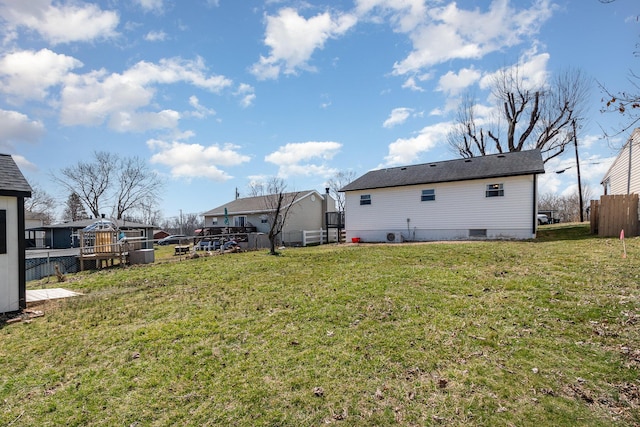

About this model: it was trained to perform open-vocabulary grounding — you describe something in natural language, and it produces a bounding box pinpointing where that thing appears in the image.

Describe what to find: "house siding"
[345,175,536,242]
[0,196,20,312]
[602,128,640,195]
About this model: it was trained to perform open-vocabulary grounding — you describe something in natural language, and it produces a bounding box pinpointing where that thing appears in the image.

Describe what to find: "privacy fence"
[590,194,639,237]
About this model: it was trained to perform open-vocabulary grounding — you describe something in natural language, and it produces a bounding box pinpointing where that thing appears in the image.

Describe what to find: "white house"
[0,154,32,313]
[601,127,640,195]
[203,189,337,246]
[340,150,545,242]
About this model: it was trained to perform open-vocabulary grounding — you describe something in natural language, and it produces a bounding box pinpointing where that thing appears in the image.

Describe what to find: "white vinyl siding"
[602,129,640,195]
[0,196,19,313]
[344,175,535,240]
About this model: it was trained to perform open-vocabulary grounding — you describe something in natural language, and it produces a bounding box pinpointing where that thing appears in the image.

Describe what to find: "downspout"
[532,174,538,236]
[323,188,329,244]
[627,138,633,195]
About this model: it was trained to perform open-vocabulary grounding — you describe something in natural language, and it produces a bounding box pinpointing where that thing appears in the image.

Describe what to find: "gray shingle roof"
[0,154,32,197]
[341,149,545,192]
[203,190,317,216]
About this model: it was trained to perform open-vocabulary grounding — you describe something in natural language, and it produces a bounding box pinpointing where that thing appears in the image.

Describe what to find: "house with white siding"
[340,149,545,242]
[601,128,640,195]
[0,154,32,313]
[203,189,337,246]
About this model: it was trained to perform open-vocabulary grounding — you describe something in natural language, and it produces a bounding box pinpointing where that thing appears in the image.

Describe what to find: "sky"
[0,0,638,222]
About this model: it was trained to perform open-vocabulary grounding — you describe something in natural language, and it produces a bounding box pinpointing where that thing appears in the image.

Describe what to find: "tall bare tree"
[448,66,591,163]
[54,151,163,220]
[327,170,356,212]
[24,182,56,224]
[55,151,115,218]
[114,156,163,220]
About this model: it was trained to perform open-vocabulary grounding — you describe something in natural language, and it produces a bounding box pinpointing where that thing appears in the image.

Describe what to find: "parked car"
[157,234,187,245]
[537,214,549,225]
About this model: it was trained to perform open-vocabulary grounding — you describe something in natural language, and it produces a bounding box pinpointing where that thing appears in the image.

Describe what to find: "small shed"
[0,154,32,313]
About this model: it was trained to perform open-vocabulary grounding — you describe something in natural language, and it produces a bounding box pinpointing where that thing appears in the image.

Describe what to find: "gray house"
[0,154,32,313]
[341,150,545,242]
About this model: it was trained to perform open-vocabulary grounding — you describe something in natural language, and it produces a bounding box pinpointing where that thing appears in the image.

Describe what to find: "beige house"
[601,127,640,195]
[203,189,337,246]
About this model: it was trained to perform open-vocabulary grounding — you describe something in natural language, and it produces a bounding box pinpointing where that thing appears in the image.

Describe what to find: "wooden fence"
[590,194,639,237]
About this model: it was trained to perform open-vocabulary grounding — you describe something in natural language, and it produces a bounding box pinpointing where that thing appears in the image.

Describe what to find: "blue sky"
[0,0,637,221]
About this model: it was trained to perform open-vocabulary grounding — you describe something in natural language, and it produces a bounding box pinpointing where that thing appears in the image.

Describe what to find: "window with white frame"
[234,216,246,227]
[360,194,371,205]
[421,189,435,201]
[486,183,504,197]
[211,217,218,226]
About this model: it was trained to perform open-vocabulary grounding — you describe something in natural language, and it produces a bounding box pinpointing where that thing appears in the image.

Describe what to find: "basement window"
[0,210,6,254]
[421,189,435,202]
[486,183,504,197]
[360,194,372,205]
[469,229,487,237]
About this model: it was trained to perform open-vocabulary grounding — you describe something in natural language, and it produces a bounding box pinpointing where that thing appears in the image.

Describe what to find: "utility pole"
[573,119,584,222]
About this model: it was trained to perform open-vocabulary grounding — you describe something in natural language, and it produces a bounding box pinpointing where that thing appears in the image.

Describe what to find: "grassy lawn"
[2,224,639,426]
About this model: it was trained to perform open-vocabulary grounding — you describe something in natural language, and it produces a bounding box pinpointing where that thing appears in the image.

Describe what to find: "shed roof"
[0,154,32,197]
[203,190,320,216]
[341,149,545,192]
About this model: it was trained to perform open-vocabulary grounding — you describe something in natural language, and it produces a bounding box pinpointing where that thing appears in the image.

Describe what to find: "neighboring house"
[203,189,337,246]
[0,154,32,313]
[340,149,545,242]
[28,218,155,249]
[25,211,47,248]
[153,230,170,241]
[601,127,640,195]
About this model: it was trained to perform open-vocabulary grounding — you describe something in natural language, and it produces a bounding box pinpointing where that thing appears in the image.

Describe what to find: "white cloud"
[480,51,550,92]
[148,138,250,181]
[144,30,167,41]
[235,83,255,108]
[109,110,180,132]
[382,121,451,166]
[135,0,164,13]
[0,49,82,102]
[60,57,232,131]
[0,109,44,152]
[265,141,342,177]
[251,7,357,80]
[0,0,119,44]
[186,96,216,119]
[437,67,481,96]
[401,76,424,92]
[383,107,413,128]
[391,0,554,75]
[355,0,426,33]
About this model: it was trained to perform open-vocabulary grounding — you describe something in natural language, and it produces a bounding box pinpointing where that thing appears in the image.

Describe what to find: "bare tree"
[114,156,163,219]
[251,178,300,255]
[55,151,115,218]
[54,151,163,220]
[327,170,356,212]
[600,72,640,139]
[24,182,56,224]
[448,66,591,163]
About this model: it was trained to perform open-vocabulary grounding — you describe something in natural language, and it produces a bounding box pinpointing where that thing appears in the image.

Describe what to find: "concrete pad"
[26,288,83,303]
